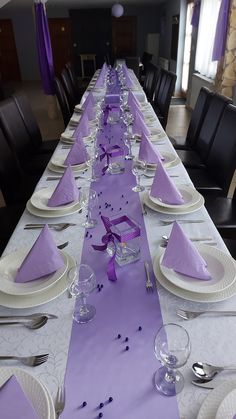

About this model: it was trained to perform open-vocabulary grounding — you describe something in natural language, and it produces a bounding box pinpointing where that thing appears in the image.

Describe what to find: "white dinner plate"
[143,191,204,215]
[215,388,236,419]
[51,155,88,171]
[149,185,201,209]
[197,380,236,419]
[48,161,88,174]
[0,367,50,419]
[31,187,81,211]
[159,244,236,294]
[153,252,236,303]
[0,249,68,296]
[140,152,180,170]
[0,252,75,309]
[26,199,83,218]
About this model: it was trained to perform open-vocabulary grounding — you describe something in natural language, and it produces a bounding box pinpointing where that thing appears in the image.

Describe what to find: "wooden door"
[48,18,73,77]
[112,16,136,58]
[0,19,21,82]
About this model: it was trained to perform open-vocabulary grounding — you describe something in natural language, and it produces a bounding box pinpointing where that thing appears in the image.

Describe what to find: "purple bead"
[99,413,103,418]
[82,401,87,407]
[99,402,104,408]
[138,326,142,331]
[117,334,121,339]
[108,397,113,403]
[125,346,129,351]
[125,337,129,342]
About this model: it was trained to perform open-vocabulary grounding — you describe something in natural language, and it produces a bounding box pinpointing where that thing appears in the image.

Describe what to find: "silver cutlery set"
[177,308,236,389]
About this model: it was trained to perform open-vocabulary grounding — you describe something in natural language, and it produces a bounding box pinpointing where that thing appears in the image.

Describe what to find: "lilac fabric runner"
[212,0,230,61]
[61,94,179,418]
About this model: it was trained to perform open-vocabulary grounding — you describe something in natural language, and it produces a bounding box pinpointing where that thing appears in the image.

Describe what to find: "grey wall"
[0,3,160,81]
[0,3,69,81]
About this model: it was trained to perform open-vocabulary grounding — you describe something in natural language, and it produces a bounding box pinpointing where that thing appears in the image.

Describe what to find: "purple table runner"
[61,121,180,418]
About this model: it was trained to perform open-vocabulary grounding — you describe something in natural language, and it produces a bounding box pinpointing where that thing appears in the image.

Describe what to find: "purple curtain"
[191,0,201,27]
[34,1,55,95]
[212,0,230,61]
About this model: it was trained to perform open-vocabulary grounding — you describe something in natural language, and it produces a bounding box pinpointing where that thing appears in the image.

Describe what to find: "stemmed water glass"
[154,323,191,396]
[67,264,97,324]
[81,187,98,228]
[88,143,100,182]
[132,158,146,192]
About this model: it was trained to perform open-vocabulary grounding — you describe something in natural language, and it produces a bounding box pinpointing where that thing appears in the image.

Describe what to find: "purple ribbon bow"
[92,215,141,282]
[92,215,120,281]
[99,144,124,174]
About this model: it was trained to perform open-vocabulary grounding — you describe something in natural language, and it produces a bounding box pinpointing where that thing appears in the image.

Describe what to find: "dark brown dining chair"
[151,69,177,129]
[187,104,236,197]
[177,92,231,169]
[12,92,58,154]
[65,62,84,102]
[54,77,71,127]
[0,98,50,177]
[143,63,158,102]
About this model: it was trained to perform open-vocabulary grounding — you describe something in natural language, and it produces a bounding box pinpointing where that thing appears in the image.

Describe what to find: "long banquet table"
[1,69,236,419]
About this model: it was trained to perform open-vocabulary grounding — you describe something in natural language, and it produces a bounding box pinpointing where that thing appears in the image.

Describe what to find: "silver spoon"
[192,361,236,380]
[162,235,213,242]
[0,316,48,330]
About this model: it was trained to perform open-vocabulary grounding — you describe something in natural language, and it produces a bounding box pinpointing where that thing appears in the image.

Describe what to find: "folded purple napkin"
[133,111,151,137]
[74,113,90,138]
[64,142,88,166]
[139,134,164,164]
[0,375,40,419]
[162,222,211,280]
[150,162,184,205]
[48,165,80,207]
[122,64,134,87]
[128,91,141,109]
[82,92,95,110]
[15,225,65,283]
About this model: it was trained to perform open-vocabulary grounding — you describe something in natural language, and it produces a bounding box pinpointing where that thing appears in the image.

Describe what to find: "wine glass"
[154,323,191,396]
[132,158,146,192]
[81,187,98,228]
[87,144,100,182]
[67,264,96,324]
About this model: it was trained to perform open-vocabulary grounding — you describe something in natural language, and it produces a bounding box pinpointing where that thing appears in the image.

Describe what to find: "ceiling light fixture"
[111,3,124,18]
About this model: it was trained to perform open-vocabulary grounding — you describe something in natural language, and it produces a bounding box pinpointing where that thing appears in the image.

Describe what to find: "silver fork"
[160,219,205,225]
[55,385,65,418]
[176,308,236,320]
[144,261,153,293]
[0,353,49,367]
[24,223,76,231]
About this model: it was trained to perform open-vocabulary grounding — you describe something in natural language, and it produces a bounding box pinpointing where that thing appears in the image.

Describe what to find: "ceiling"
[4,0,165,9]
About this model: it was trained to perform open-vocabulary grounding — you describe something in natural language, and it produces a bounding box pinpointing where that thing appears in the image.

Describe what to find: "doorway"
[112,16,136,58]
[0,19,21,82]
[48,18,73,77]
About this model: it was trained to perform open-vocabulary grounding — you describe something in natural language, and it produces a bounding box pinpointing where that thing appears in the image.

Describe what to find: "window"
[195,0,221,79]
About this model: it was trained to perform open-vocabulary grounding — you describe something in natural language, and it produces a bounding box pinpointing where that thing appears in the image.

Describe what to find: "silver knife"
[0,313,58,321]
[46,176,83,181]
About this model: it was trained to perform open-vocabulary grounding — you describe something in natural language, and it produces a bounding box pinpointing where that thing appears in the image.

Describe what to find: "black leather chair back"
[206,104,236,196]
[152,69,177,129]
[12,92,42,150]
[65,62,83,101]
[0,127,24,205]
[0,98,34,162]
[143,63,158,101]
[54,77,71,127]
[196,92,232,161]
[61,68,77,114]
[186,87,213,148]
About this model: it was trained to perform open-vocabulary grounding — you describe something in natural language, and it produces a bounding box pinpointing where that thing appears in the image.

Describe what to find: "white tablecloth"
[1,72,235,419]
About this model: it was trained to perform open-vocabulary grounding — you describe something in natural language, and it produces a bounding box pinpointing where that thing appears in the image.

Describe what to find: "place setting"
[0,367,56,419]
[152,221,236,303]
[142,161,204,215]
[0,223,76,309]
[27,166,85,218]
[48,139,90,175]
